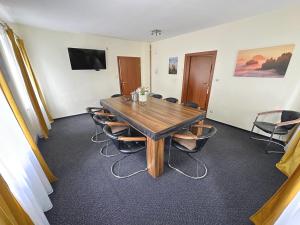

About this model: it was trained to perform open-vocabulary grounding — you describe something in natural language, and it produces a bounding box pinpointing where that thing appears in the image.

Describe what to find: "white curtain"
[0,87,52,225]
[0,27,51,138]
[275,191,300,225]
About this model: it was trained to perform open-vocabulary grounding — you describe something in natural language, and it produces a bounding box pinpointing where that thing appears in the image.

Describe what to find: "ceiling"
[0,0,299,41]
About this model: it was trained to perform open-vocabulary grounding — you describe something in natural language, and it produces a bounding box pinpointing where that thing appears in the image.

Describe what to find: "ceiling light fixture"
[151,29,162,36]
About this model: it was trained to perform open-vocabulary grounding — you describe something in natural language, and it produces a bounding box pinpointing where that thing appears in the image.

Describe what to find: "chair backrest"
[111,94,122,98]
[92,114,116,127]
[102,124,129,147]
[196,126,217,149]
[102,125,119,140]
[86,107,103,119]
[281,110,300,130]
[152,94,163,99]
[165,97,178,103]
[185,101,199,109]
[92,114,107,127]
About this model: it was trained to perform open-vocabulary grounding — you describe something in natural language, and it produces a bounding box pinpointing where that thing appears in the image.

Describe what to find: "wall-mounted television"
[68,47,106,71]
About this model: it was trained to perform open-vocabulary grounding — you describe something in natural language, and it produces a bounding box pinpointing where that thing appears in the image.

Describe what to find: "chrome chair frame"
[100,139,121,157]
[167,124,217,180]
[102,122,148,179]
[168,141,207,179]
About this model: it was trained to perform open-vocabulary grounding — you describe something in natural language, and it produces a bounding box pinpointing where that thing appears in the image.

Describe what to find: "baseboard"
[53,112,88,121]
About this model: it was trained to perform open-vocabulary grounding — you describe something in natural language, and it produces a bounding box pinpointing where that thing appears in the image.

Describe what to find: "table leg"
[192,120,204,136]
[146,137,164,178]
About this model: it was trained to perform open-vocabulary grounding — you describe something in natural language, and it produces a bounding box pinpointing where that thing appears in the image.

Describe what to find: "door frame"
[117,56,141,95]
[181,50,217,110]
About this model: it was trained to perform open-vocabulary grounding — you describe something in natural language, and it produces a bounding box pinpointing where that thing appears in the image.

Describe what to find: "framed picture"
[234,44,295,78]
[168,57,178,74]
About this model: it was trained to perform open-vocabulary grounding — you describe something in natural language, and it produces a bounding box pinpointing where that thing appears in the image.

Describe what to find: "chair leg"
[249,124,255,138]
[91,125,110,143]
[111,154,147,179]
[100,140,120,157]
[250,129,285,154]
[265,132,285,154]
[167,141,207,180]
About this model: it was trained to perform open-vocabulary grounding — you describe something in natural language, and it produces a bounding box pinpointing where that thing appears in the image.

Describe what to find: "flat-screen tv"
[68,47,106,70]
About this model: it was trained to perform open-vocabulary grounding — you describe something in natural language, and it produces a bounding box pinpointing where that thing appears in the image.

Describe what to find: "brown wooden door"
[182,51,216,110]
[118,56,141,96]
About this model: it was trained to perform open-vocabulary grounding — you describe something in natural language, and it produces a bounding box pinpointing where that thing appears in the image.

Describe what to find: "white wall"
[13,24,150,119]
[151,6,300,131]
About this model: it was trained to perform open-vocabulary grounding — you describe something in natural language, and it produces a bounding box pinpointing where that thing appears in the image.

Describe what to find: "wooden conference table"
[100,96,206,178]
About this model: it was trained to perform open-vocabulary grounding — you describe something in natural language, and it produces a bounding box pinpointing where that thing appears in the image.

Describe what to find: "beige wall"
[151,6,300,131]
[14,24,150,118]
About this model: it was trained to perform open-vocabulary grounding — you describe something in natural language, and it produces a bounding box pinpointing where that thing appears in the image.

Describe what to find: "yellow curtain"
[276,130,300,177]
[6,27,49,138]
[0,70,57,183]
[250,132,300,225]
[17,38,54,123]
[0,175,34,225]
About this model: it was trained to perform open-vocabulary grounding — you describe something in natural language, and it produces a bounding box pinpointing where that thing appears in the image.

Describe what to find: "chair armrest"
[276,118,300,127]
[257,110,283,116]
[118,136,146,142]
[105,121,129,127]
[192,124,212,128]
[173,133,197,140]
[94,111,116,117]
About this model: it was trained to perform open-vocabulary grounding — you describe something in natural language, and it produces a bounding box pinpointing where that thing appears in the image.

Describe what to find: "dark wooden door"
[182,51,216,110]
[118,56,141,96]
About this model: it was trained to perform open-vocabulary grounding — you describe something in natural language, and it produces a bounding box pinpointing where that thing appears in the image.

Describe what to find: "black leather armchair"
[250,110,300,153]
[111,94,122,98]
[168,124,217,179]
[151,94,163,99]
[102,122,147,178]
[164,97,178,103]
[86,107,110,142]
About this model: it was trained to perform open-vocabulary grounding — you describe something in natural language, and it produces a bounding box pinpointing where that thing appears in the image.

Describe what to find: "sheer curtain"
[0,87,52,224]
[0,26,51,138]
[275,191,300,225]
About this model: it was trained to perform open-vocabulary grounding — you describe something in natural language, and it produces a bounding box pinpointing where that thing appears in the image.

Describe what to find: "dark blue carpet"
[38,114,286,225]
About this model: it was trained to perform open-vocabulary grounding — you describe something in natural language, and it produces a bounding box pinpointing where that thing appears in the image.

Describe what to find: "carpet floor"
[39,114,286,225]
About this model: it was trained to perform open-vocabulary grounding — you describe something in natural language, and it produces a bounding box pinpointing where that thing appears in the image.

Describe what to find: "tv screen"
[68,48,106,70]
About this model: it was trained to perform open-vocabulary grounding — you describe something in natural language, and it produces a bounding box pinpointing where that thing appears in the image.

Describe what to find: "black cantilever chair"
[184,101,199,109]
[86,107,110,143]
[168,124,217,179]
[151,94,163,99]
[111,94,122,98]
[250,110,300,154]
[103,122,147,178]
[96,118,129,157]
[165,97,178,103]
[90,111,117,143]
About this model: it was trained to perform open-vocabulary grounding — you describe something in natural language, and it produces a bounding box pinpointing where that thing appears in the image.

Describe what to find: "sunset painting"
[234,44,295,77]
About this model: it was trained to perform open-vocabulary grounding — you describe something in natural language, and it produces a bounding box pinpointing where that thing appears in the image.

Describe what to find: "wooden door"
[118,56,141,96]
[181,51,217,110]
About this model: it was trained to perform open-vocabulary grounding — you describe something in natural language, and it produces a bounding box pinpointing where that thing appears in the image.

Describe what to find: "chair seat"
[118,141,146,154]
[111,126,128,134]
[254,121,288,135]
[173,130,197,152]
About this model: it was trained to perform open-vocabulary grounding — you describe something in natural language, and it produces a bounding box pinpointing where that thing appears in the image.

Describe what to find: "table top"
[100,96,206,140]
